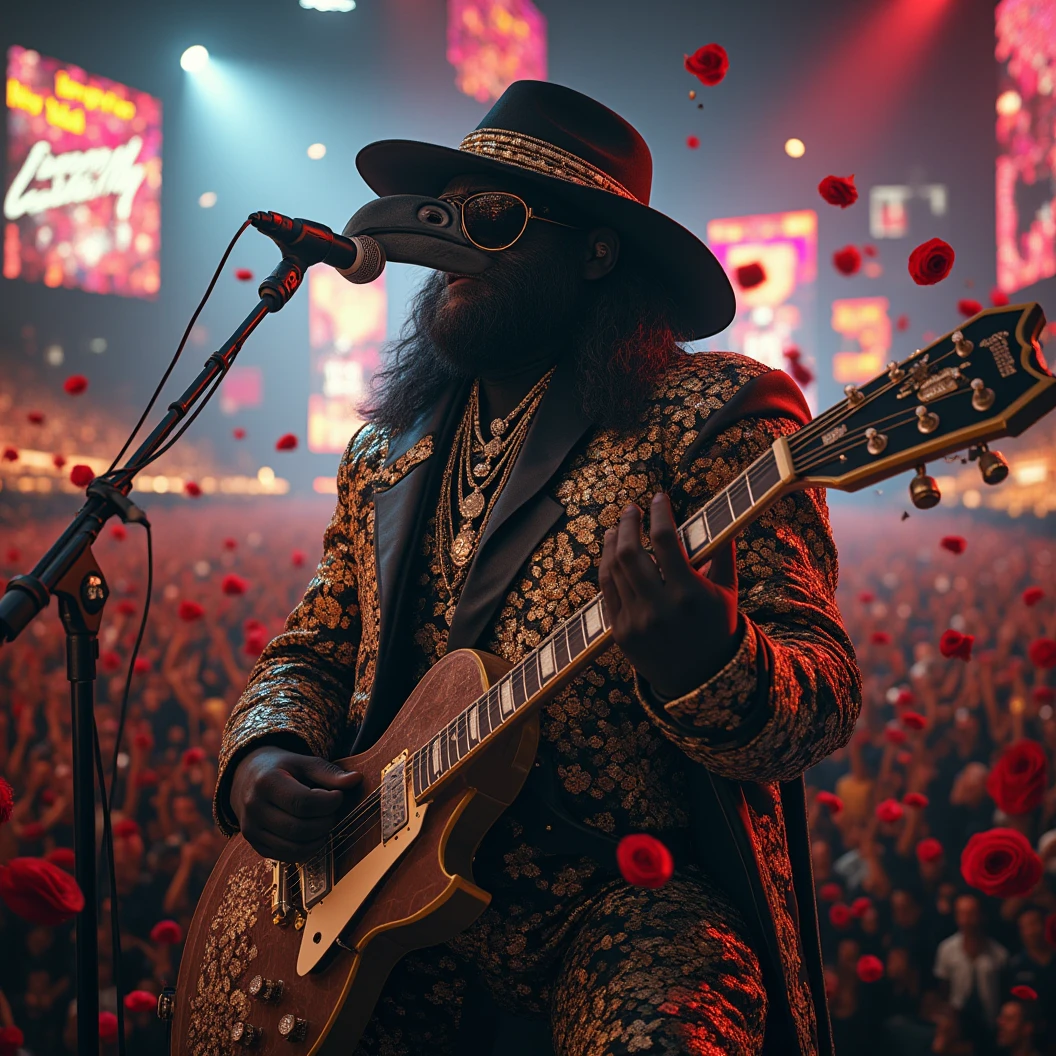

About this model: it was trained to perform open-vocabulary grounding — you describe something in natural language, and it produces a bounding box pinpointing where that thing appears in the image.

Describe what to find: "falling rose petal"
[1028,638,1056,669]
[829,902,851,928]
[819,881,842,902]
[182,747,206,768]
[939,629,974,661]
[291,549,306,567]
[940,535,967,554]
[816,791,843,814]
[1022,586,1045,606]
[1010,985,1037,1001]
[177,600,205,622]
[870,630,892,645]
[52,453,67,469]
[850,896,872,918]
[115,599,136,616]
[0,857,85,925]
[27,410,44,424]
[862,244,877,257]
[133,657,152,675]
[895,688,915,707]
[113,819,140,840]
[110,523,127,541]
[857,591,874,604]
[686,135,700,150]
[232,427,246,440]
[275,432,298,451]
[684,43,729,86]
[150,918,184,944]
[901,711,927,731]
[1,447,18,462]
[876,798,905,824]
[616,833,674,888]
[5,547,20,563]
[223,537,238,551]
[184,480,202,498]
[916,838,943,863]
[234,268,254,282]
[903,792,929,809]
[98,1012,118,1043]
[833,245,862,276]
[885,726,907,746]
[908,237,955,286]
[44,847,75,871]
[221,573,248,596]
[990,287,1010,307]
[69,464,95,487]
[857,955,884,983]
[895,314,909,332]
[818,174,858,208]
[100,650,121,673]
[735,262,766,289]
[957,298,982,317]
[124,990,157,1013]
[63,374,88,396]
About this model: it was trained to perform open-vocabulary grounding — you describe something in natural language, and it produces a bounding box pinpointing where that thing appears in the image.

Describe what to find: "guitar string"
[296,339,989,876]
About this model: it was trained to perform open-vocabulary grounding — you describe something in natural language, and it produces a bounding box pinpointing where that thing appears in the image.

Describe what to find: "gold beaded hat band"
[354,79,735,341]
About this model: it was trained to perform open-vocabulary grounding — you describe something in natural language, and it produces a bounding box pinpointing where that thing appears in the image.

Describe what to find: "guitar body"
[172,648,537,1055]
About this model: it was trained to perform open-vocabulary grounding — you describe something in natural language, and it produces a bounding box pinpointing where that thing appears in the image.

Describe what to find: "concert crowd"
[0,462,1054,1054]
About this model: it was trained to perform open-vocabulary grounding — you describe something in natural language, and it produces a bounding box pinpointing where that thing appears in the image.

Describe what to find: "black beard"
[425,245,581,377]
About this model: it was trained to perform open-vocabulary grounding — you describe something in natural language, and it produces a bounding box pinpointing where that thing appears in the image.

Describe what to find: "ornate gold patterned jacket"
[215,351,862,1056]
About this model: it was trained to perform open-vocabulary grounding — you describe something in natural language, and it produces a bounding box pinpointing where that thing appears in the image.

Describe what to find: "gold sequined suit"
[215,352,862,1056]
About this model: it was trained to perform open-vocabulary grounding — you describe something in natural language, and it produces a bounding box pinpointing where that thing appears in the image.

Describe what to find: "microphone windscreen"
[338,235,385,284]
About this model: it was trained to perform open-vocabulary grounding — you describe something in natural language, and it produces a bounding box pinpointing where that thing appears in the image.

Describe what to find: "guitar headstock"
[790,303,1054,503]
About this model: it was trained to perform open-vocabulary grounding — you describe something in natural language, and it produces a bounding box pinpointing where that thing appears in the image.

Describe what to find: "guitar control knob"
[278,1014,309,1042]
[915,405,939,434]
[977,446,1009,485]
[231,1022,263,1047]
[971,378,995,411]
[909,465,941,509]
[865,428,888,455]
[248,975,284,1003]
[952,330,974,357]
[156,986,175,1022]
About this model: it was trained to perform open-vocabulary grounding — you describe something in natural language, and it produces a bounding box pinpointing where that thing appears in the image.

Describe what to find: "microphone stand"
[0,253,307,1055]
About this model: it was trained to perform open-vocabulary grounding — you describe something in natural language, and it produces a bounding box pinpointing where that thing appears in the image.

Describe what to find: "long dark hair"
[363,257,686,435]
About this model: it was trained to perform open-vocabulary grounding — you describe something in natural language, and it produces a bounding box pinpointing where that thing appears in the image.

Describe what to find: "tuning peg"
[952,330,973,357]
[974,444,1009,485]
[909,465,941,509]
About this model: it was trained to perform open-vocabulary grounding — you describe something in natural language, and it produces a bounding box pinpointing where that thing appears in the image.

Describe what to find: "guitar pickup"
[380,751,409,843]
[298,844,333,911]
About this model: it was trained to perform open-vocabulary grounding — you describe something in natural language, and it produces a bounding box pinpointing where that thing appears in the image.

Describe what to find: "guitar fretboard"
[411,445,785,799]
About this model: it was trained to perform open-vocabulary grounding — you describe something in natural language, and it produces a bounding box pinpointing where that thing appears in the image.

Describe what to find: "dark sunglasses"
[439,191,578,252]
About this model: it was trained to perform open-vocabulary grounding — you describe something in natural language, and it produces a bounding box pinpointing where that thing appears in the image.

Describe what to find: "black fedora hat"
[356,80,735,341]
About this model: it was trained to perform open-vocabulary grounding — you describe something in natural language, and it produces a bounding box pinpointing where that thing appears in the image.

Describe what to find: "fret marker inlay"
[585,605,602,638]
[539,641,556,679]
[499,680,514,716]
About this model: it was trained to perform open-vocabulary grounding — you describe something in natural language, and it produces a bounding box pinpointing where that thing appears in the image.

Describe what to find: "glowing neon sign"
[831,297,891,385]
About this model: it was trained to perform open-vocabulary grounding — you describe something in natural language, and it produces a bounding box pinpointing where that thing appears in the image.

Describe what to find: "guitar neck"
[410,437,796,800]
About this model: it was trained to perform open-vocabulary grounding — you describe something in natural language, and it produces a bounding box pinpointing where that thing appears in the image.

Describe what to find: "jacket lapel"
[352,380,467,751]
[447,360,593,651]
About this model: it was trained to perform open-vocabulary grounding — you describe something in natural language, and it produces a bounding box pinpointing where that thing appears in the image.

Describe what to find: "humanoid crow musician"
[214,80,862,1056]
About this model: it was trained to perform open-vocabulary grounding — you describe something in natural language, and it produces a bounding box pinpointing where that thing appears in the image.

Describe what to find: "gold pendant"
[490,417,506,437]
[444,604,456,626]
[451,527,477,567]
[459,489,485,519]
[472,461,490,479]
[483,437,504,458]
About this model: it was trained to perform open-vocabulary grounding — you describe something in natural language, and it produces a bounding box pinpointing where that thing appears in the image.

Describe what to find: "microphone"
[249,210,385,284]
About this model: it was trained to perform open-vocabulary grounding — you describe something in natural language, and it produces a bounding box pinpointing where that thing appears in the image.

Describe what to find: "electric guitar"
[168,303,1053,1054]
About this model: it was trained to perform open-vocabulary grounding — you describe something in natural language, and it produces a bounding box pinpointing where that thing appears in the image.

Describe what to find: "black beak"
[342,195,493,275]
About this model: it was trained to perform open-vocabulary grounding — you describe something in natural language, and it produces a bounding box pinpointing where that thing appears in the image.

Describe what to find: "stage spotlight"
[180,45,210,73]
[784,137,805,158]
[198,191,218,208]
[996,89,1021,116]
[300,0,356,10]
[307,142,327,160]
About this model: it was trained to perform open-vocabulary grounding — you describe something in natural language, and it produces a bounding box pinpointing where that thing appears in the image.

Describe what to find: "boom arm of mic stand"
[0,255,303,644]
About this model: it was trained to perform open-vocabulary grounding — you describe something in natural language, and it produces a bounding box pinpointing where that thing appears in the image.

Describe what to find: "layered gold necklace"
[436,369,554,625]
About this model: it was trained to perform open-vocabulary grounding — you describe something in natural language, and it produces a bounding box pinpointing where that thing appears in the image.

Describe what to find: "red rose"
[783,348,815,387]
[177,600,205,622]
[44,847,76,871]
[817,791,843,814]
[684,43,729,86]
[901,711,927,731]
[291,549,306,567]
[833,245,862,276]
[63,374,88,396]
[1028,638,1056,669]
[735,262,766,289]
[133,657,152,674]
[99,1011,118,1042]
[896,750,913,768]
[686,135,700,150]
[896,314,909,331]
[124,989,157,1013]
[908,238,955,285]
[133,730,153,751]
[275,432,298,451]
[903,792,929,809]
[0,1026,25,1056]
[895,689,915,707]
[0,778,13,826]
[150,919,184,945]
[916,837,943,863]
[957,298,982,317]
[27,410,44,424]
[223,537,238,550]
[862,244,877,257]
[819,881,843,902]
[234,268,254,282]
[1022,586,1045,607]
[850,896,872,918]
[0,857,85,925]
[232,427,246,440]
[617,833,674,889]
[885,727,908,746]
[940,535,967,554]
[858,591,875,604]
[69,464,95,487]
[876,799,905,824]
[182,746,207,768]
[818,175,858,208]
[113,818,140,839]
[184,480,202,498]
[2,447,18,462]
[871,630,892,645]
[52,452,67,470]
[939,629,973,661]
[829,902,852,928]
[986,740,1048,815]
[1010,985,1037,1001]
[960,828,1042,897]
[857,954,884,983]
[221,573,248,596]
[990,287,1010,307]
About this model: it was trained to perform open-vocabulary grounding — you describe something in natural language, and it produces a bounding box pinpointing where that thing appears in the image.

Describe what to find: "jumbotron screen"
[4,45,162,298]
